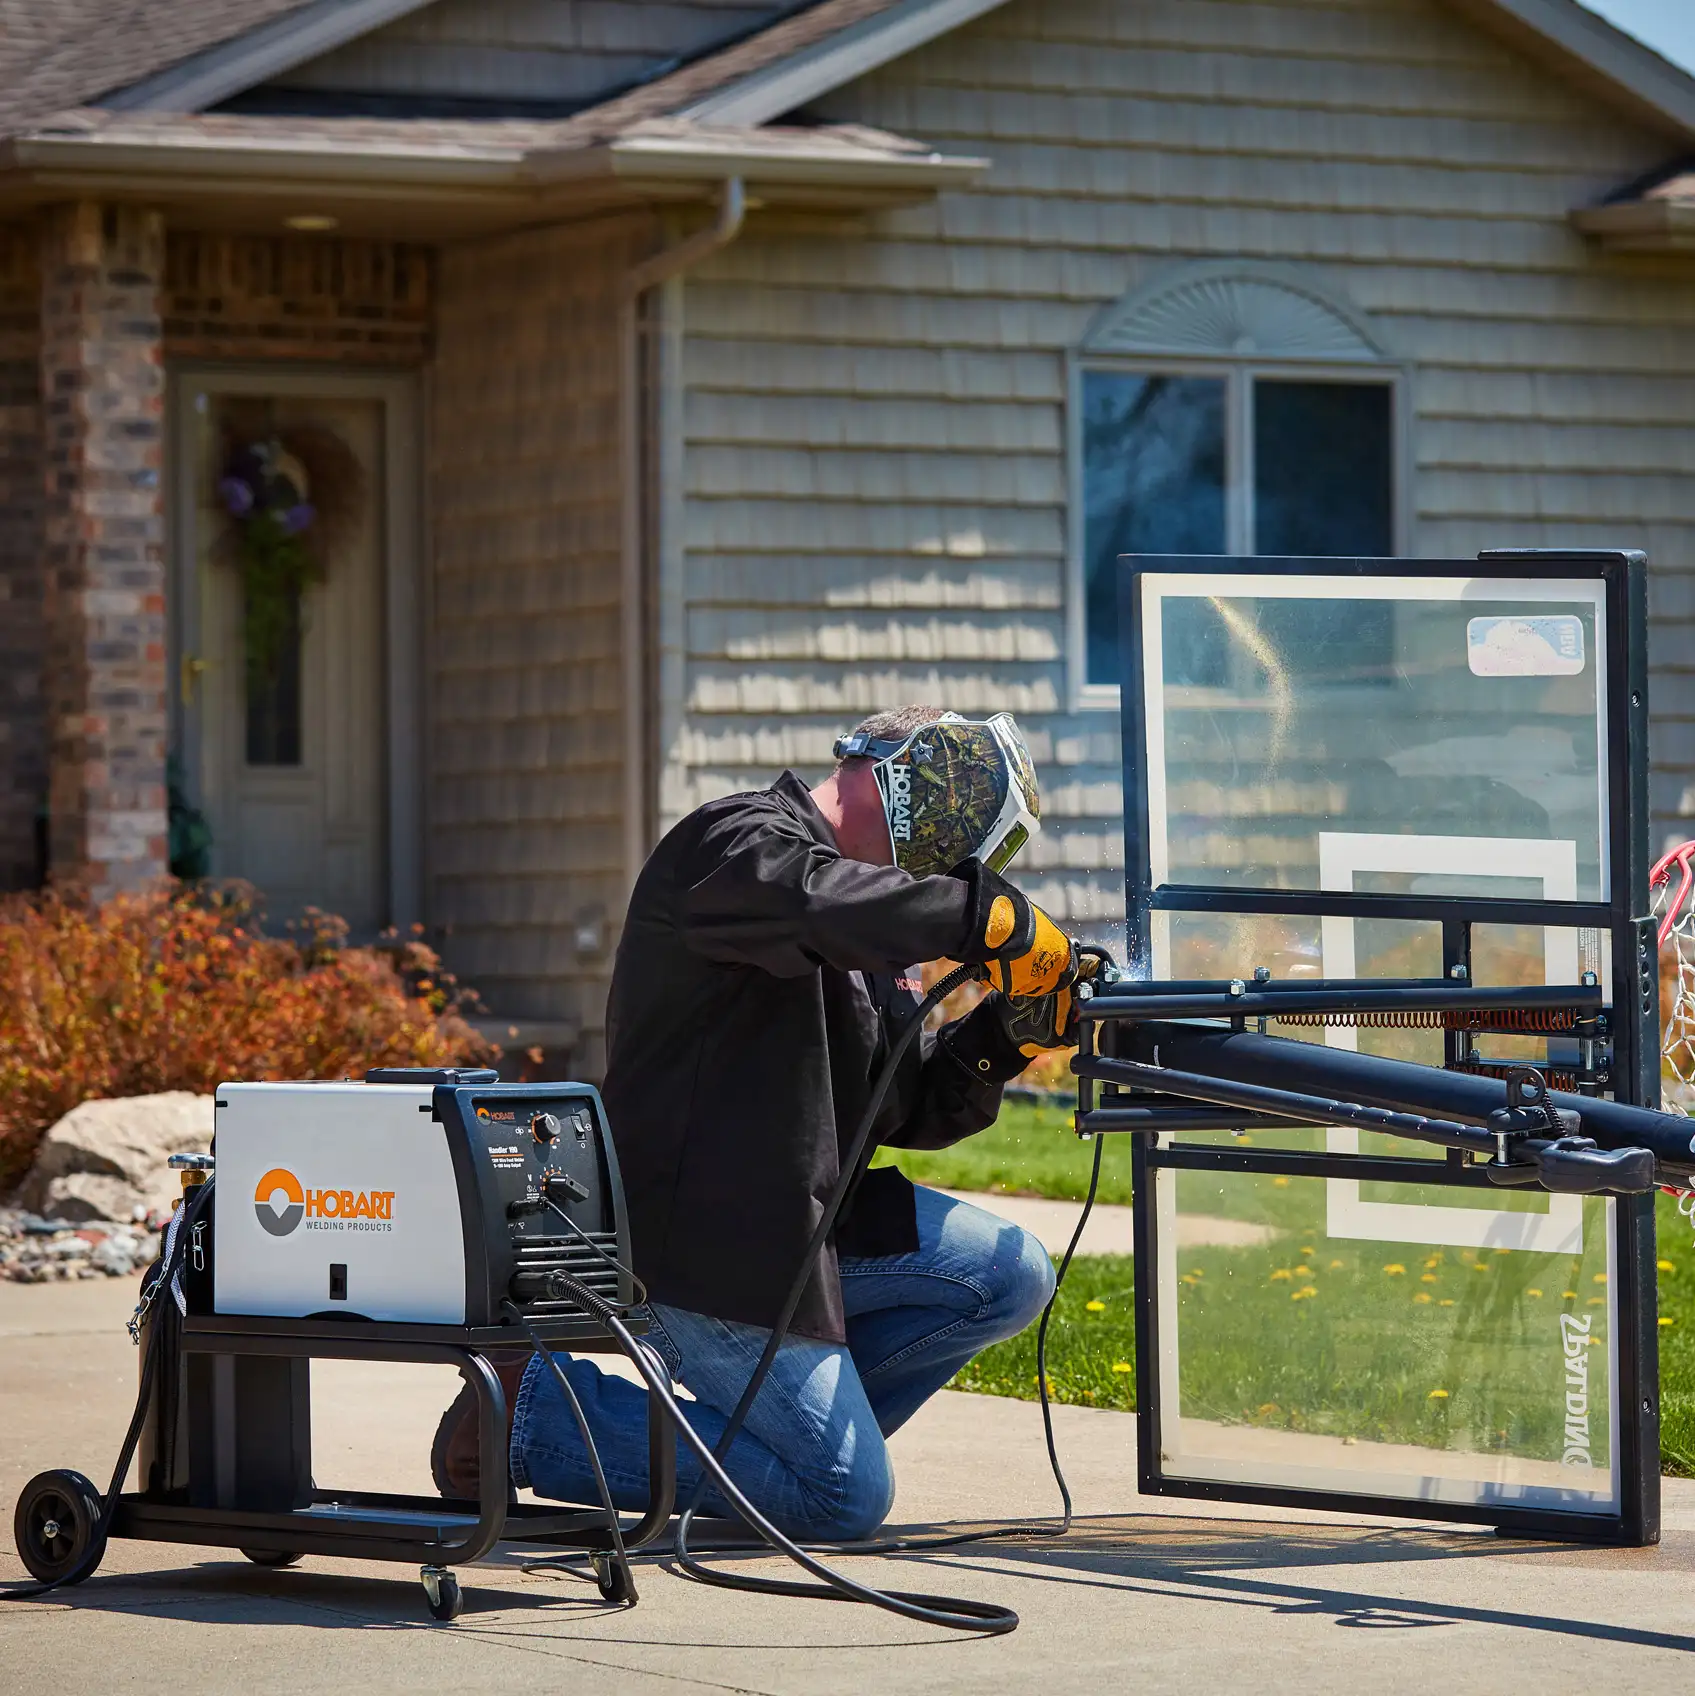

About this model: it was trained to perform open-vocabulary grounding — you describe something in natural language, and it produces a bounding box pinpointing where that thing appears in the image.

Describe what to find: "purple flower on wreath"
[280,502,316,535]
[217,475,255,517]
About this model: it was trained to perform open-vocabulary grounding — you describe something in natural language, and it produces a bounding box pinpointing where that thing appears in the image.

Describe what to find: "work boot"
[431,1354,531,1500]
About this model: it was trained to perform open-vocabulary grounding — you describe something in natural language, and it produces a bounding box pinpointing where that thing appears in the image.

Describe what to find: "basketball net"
[1651,840,1695,1225]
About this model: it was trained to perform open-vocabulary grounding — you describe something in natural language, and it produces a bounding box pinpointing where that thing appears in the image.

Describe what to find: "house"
[2,0,1695,1069]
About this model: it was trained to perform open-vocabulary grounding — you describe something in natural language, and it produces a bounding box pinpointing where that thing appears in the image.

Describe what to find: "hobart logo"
[254,1168,305,1237]
[885,763,913,842]
[253,1167,396,1238]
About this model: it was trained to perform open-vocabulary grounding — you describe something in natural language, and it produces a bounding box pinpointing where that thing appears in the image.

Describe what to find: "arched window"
[1069,261,1408,698]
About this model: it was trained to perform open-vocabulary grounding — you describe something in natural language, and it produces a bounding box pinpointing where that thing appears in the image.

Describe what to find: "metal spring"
[1273,1008,1581,1032]
[1454,1059,1585,1093]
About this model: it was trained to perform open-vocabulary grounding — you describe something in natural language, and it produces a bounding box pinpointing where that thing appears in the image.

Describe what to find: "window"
[1073,265,1402,694]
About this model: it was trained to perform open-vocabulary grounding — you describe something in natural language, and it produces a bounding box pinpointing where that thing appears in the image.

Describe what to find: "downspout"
[619,179,746,893]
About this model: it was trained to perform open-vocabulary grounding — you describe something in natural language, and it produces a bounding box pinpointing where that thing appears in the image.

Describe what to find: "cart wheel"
[240,1549,302,1568]
[592,1550,637,1605]
[14,1469,106,1587]
[421,1564,462,1622]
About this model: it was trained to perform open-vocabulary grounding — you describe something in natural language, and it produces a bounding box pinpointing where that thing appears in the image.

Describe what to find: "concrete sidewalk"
[8,1278,1695,1694]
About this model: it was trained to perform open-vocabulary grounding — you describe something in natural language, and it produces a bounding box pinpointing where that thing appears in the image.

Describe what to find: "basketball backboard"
[1095,551,1658,1542]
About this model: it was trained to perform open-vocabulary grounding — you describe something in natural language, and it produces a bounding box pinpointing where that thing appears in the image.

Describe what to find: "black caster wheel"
[421,1565,462,1622]
[592,1551,637,1605]
[14,1469,106,1587]
[240,1549,302,1568]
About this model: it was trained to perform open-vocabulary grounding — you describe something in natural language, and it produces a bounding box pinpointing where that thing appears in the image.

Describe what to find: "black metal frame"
[1093,548,1659,1545]
[109,1314,678,1567]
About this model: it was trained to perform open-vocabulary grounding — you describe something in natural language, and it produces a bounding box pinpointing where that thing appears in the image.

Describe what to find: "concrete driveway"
[6,1277,1695,1694]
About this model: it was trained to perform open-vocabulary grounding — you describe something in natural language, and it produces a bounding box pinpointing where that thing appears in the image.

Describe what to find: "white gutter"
[619,178,747,892]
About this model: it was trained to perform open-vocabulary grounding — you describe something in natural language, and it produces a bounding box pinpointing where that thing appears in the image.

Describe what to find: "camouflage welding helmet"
[832,711,1041,878]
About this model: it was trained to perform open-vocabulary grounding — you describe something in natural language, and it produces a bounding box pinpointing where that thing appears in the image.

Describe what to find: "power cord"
[519,952,1114,1630]
[4,1177,217,1600]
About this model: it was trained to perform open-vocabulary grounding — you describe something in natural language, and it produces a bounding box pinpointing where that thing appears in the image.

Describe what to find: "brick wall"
[40,203,169,895]
[164,232,431,364]
[0,223,42,890]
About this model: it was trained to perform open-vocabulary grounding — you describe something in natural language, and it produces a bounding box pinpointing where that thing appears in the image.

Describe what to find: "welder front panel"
[214,1083,468,1324]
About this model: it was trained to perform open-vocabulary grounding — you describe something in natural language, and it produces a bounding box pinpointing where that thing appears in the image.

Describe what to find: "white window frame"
[1067,278,1414,711]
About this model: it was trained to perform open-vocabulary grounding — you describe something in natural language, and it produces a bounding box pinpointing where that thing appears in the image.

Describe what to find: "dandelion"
[1421,1273,1438,1284]
[1659,1260,1676,1274]
[1587,1297,1605,1307]
[1084,1300,1106,1313]
[1495,1247,1512,1255]
[1439,1299,1455,1307]
[1180,1274,1198,1286]
[1329,1259,1345,1270]
[1593,1273,1608,1285]
[1428,1389,1450,1400]
[1527,1288,1543,1298]
[1188,1269,1205,1279]
[1292,1286,1317,1301]
[1413,1292,1432,1305]
[1383,1263,1406,1276]
[1563,1290,1578,1300]
[1473,1262,1492,1273]
[1256,1403,1280,1418]
[1300,1246,1315,1257]
[1112,1361,1132,1374]
[1424,1255,1441,1270]
[1661,1317,1677,1327]
[1269,1268,1294,1281]
[1272,1177,1290,1188]
[1587,1335,1602,1347]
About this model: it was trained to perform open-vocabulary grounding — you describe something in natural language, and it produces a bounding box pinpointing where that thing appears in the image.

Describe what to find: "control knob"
[530,1111,561,1145]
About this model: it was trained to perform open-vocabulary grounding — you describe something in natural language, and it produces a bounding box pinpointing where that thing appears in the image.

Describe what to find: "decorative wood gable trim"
[102,0,436,114]
[1081,263,1393,365]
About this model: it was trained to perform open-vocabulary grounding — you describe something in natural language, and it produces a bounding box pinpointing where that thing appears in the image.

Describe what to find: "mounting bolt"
[1449,964,1468,981]
[1253,966,1271,983]
[1228,979,1246,997]
[1582,971,1598,987]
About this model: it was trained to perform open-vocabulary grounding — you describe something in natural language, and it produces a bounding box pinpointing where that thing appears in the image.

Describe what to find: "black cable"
[4,1177,216,1600]
[503,1300,640,1606]
[535,1265,1017,1634]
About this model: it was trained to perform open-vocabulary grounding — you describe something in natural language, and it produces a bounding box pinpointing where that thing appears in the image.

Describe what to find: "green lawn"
[882,1108,1695,1477]
[872,1099,1132,1202]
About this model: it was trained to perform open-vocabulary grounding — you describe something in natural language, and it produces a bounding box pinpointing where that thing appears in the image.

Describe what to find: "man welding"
[433,707,1079,1539]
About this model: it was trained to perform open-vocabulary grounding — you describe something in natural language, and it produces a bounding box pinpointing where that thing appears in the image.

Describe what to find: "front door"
[171,373,415,932]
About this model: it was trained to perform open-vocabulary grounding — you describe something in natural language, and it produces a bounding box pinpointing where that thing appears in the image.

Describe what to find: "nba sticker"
[1467,615,1585,677]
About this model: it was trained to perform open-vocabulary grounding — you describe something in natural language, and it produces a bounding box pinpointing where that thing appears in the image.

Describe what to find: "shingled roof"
[0,0,316,133]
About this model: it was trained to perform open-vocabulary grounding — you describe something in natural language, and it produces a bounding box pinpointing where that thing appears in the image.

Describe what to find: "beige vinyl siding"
[429,214,650,1066]
[674,0,1695,927]
[270,0,787,105]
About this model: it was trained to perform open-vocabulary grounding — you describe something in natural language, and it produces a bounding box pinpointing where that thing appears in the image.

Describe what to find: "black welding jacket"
[602,772,1031,1343]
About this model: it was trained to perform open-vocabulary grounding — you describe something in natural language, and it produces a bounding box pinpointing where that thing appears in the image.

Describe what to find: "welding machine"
[11,1068,676,1620]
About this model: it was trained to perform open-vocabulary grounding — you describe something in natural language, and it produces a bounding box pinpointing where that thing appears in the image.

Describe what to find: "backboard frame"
[1107,549,1659,1544]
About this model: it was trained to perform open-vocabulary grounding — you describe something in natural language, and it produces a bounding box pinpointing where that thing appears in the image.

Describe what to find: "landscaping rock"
[0,1209,159,1282]
[14,1092,215,1224]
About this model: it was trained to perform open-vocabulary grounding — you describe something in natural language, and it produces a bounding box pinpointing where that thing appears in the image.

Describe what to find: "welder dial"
[530,1111,561,1144]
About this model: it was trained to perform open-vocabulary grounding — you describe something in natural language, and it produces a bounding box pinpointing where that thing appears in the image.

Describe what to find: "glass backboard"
[1135,568,1610,903]
[1106,553,1657,1542]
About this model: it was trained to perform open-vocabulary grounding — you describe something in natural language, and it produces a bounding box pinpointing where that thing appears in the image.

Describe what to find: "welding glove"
[965,866,1073,999]
[994,983,1080,1060]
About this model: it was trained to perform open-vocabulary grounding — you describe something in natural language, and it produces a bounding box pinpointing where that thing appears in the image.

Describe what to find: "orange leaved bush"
[0,886,495,1192]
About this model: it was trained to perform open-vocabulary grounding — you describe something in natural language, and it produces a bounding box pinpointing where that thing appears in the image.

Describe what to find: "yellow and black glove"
[968,871,1072,999]
[995,983,1079,1060]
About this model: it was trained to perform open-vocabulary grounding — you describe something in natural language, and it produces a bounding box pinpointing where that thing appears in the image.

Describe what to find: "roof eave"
[1570,199,1695,252]
[0,129,986,237]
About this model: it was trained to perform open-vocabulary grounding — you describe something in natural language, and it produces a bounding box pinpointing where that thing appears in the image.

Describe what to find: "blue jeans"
[511,1185,1056,1540]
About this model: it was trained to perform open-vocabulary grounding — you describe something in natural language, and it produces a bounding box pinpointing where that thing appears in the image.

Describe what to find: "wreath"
[217,424,364,688]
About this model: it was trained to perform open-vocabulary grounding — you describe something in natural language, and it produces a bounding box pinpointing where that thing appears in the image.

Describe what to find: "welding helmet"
[831,711,1041,878]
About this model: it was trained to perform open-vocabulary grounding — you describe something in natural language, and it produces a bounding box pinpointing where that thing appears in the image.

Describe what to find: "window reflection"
[1082,372,1225,684]
[1254,380,1393,557]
